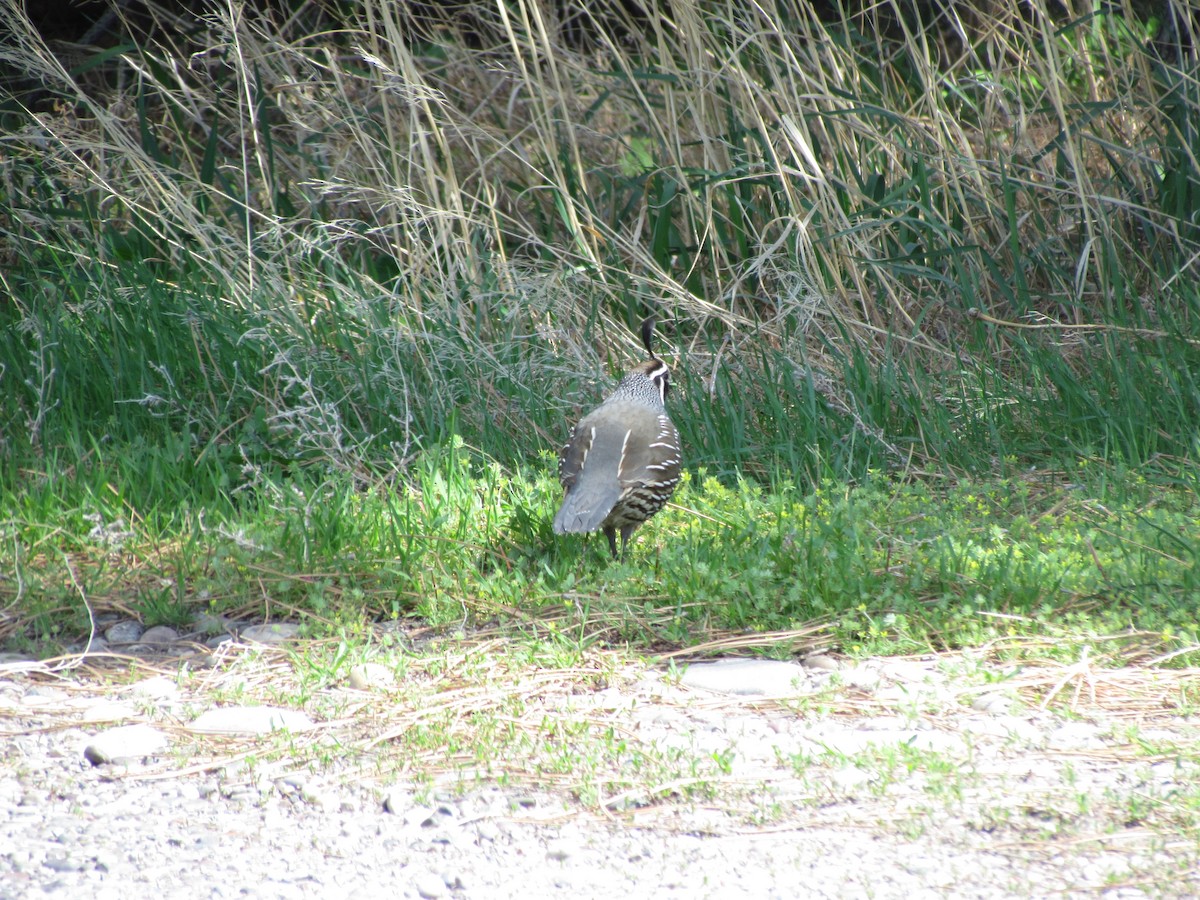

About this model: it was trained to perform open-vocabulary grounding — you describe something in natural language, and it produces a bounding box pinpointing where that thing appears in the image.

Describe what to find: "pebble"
[240,623,302,644]
[802,654,840,671]
[302,787,334,809]
[546,838,577,861]
[80,701,137,724]
[189,706,315,735]
[0,652,39,666]
[42,854,86,872]
[881,660,937,683]
[679,659,810,697]
[383,787,410,814]
[82,724,169,765]
[82,636,110,654]
[412,869,448,899]
[277,773,308,792]
[23,685,69,703]
[348,662,395,690]
[839,666,883,690]
[104,621,144,644]
[129,676,180,703]
[971,692,1013,715]
[139,625,181,644]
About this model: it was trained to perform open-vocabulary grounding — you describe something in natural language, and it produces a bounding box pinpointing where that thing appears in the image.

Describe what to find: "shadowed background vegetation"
[1,0,1198,659]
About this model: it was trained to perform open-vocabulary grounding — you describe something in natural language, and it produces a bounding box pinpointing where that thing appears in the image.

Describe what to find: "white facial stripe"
[646,363,669,381]
[647,363,670,403]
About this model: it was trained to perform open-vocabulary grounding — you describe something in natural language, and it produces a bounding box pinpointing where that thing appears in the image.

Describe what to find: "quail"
[553,317,682,558]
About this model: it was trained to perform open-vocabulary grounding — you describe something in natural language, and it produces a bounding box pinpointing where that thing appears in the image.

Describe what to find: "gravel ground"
[2,627,1199,899]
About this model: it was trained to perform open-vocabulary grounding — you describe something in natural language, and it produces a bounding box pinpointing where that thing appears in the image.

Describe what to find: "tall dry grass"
[2,0,1198,474]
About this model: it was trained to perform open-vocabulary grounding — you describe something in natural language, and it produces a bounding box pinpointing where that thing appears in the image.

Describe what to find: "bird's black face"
[650,362,671,403]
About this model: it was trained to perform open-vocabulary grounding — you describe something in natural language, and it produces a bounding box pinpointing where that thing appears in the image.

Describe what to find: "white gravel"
[1,643,1198,899]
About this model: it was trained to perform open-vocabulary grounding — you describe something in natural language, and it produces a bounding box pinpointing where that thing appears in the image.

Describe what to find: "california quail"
[553,317,682,558]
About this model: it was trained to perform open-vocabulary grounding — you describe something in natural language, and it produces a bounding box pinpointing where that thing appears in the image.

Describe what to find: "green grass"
[4,432,1196,664]
[1,1,1199,659]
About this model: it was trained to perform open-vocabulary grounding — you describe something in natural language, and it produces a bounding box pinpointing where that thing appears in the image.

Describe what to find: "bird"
[553,317,682,559]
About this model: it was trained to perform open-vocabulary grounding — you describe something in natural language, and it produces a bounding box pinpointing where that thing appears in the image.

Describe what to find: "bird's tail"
[552,484,620,534]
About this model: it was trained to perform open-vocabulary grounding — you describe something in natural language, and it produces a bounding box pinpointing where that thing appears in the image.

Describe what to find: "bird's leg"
[605,526,619,559]
[620,524,637,560]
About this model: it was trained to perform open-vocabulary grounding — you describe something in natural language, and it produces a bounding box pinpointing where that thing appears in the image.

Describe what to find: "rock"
[348,662,395,691]
[129,676,180,702]
[42,853,86,872]
[440,870,466,891]
[971,692,1012,715]
[301,787,334,809]
[0,652,40,667]
[839,667,882,690]
[188,706,314,735]
[802,654,840,671]
[80,637,110,655]
[881,660,937,683]
[104,621,144,644]
[546,838,579,861]
[679,659,810,697]
[83,724,169,765]
[412,869,448,899]
[1047,721,1104,750]
[277,773,308,793]
[222,785,260,803]
[80,701,137,724]
[383,787,410,814]
[240,623,302,644]
[21,686,69,709]
[414,803,458,829]
[192,612,231,635]
[139,625,180,644]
